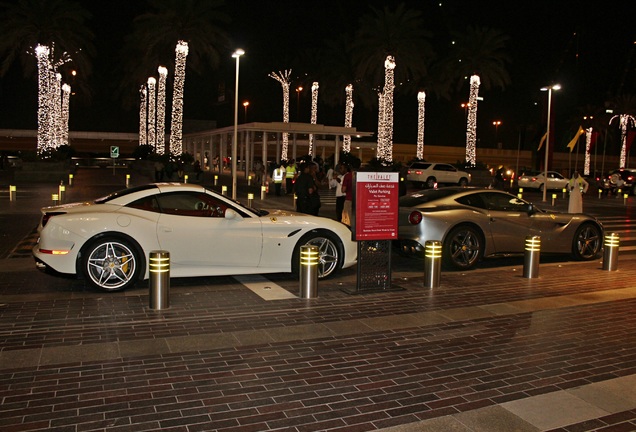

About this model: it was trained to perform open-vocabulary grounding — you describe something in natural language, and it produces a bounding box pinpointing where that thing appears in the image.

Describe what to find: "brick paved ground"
[1,168,636,431]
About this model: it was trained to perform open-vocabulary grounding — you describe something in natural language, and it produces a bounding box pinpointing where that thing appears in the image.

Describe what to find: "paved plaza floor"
[0,167,635,431]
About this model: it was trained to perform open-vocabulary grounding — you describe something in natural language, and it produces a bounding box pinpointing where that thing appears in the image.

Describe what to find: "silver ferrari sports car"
[398,187,603,269]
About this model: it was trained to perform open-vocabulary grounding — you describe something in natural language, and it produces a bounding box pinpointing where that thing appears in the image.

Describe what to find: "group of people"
[154,159,203,182]
[269,159,355,225]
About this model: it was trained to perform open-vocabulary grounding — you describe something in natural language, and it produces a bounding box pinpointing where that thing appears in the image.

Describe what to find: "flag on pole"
[566,126,585,152]
[537,132,547,151]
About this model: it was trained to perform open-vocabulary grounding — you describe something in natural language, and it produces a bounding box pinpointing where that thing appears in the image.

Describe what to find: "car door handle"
[160,226,172,232]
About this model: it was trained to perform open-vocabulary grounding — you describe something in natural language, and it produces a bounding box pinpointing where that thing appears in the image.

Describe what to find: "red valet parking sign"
[353,172,399,241]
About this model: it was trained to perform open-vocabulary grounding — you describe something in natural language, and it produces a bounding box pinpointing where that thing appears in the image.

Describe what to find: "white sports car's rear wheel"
[81,237,142,291]
[292,231,342,279]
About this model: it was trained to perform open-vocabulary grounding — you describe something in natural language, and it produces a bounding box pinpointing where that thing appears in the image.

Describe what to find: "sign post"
[343,171,402,294]
[110,146,119,176]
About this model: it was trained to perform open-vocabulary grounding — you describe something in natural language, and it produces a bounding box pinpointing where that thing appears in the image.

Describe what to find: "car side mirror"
[224,208,242,220]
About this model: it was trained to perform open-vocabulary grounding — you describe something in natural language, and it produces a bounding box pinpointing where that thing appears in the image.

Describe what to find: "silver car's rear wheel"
[572,223,602,260]
[81,237,142,291]
[444,225,483,269]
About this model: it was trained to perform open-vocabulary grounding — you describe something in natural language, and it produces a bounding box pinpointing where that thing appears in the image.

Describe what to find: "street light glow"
[232,48,245,200]
[540,84,561,202]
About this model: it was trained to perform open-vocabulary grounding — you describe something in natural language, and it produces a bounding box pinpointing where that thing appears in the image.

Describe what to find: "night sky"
[0,0,634,153]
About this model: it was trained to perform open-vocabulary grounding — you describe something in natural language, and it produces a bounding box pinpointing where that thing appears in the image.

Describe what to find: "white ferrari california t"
[33,183,357,291]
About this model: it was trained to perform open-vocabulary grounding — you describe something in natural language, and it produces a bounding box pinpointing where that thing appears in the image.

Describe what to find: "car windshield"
[399,188,462,206]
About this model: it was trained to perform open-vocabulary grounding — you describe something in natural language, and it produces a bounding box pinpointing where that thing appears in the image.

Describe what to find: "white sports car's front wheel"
[292,231,342,279]
[81,237,143,291]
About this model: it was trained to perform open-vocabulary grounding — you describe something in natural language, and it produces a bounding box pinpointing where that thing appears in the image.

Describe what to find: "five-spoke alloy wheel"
[81,237,142,291]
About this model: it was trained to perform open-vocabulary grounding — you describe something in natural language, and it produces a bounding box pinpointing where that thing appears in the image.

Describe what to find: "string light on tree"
[61,84,70,146]
[309,81,319,156]
[377,92,386,159]
[35,45,51,155]
[268,70,292,160]
[381,55,396,164]
[51,72,62,148]
[465,74,481,166]
[584,127,592,176]
[147,76,157,151]
[343,84,354,153]
[139,85,147,146]
[156,66,168,155]
[416,91,426,160]
[610,114,636,169]
[169,40,189,155]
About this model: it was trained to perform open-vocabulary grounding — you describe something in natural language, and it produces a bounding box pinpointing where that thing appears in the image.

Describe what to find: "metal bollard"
[299,245,319,298]
[562,187,567,199]
[598,188,602,199]
[523,235,541,278]
[52,193,59,205]
[221,185,227,196]
[68,174,74,186]
[184,174,189,184]
[261,185,267,200]
[551,193,556,206]
[602,233,619,271]
[214,175,218,186]
[248,175,252,186]
[247,193,254,207]
[624,193,628,205]
[423,240,442,289]
[9,185,16,201]
[149,250,170,309]
[125,174,130,188]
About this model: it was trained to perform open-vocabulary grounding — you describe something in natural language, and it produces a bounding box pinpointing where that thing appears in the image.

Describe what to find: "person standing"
[341,164,353,226]
[294,162,319,215]
[285,160,297,194]
[333,163,346,222]
[273,165,285,196]
[568,171,589,213]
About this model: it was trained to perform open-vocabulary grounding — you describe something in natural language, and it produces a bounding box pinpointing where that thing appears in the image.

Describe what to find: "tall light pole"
[232,48,245,200]
[296,86,303,121]
[540,84,561,202]
[243,101,249,123]
[492,120,502,147]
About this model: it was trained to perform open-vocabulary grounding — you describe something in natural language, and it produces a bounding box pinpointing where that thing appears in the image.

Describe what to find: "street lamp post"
[461,102,471,118]
[540,84,561,202]
[232,48,245,200]
[296,86,303,121]
[492,120,502,147]
[243,101,249,123]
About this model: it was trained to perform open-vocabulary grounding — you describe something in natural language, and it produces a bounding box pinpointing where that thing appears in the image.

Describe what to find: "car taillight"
[42,212,66,227]
[408,211,423,225]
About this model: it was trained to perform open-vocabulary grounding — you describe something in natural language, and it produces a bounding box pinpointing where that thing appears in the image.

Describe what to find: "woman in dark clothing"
[294,162,321,215]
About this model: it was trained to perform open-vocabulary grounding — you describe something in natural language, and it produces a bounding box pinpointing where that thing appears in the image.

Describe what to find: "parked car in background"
[608,168,636,195]
[33,183,357,291]
[406,162,471,188]
[517,170,569,191]
[397,187,603,269]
